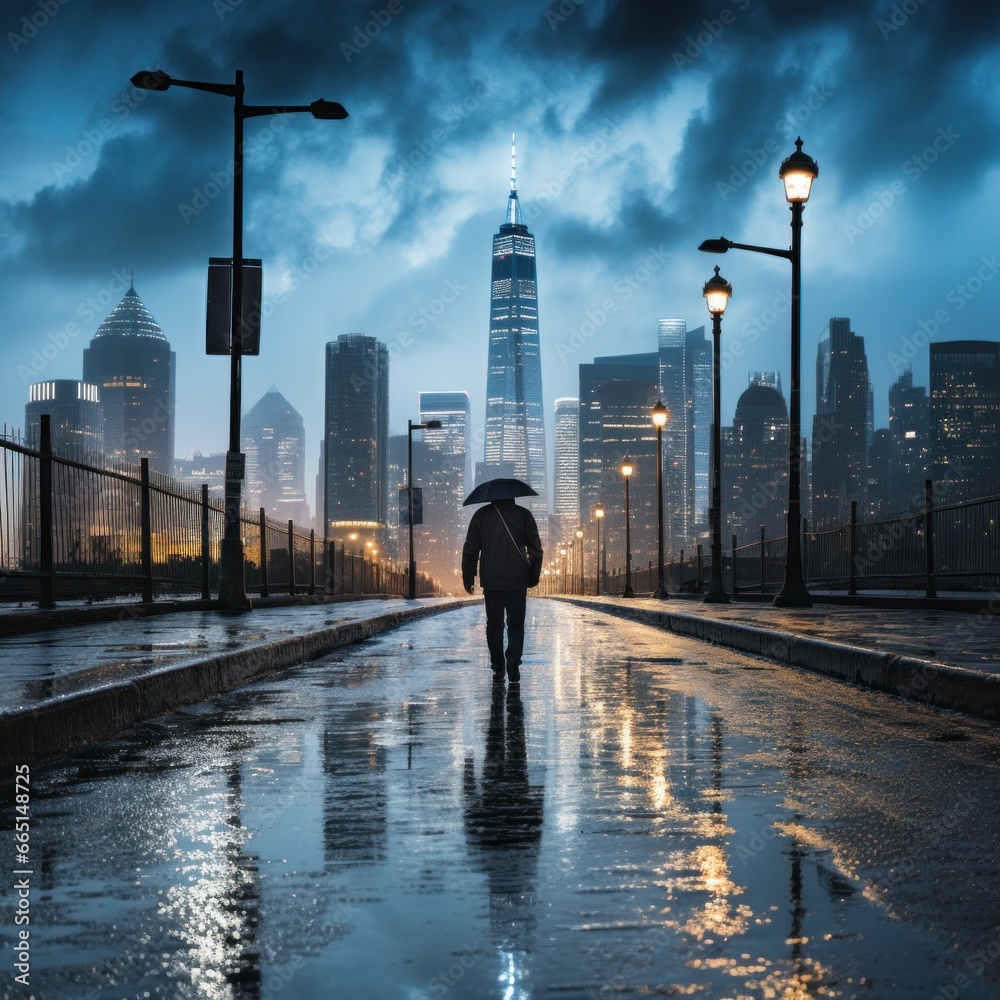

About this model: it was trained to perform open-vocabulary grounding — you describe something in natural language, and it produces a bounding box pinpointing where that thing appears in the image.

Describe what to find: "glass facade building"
[82,284,175,475]
[483,140,548,522]
[324,334,389,541]
[242,385,309,527]
[418,390,471,593]
[811,317,873,527]
[930,340,1000,504]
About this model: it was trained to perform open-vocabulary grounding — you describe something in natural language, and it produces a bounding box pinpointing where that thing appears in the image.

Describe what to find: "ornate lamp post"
[131,68,348,609]
[575,528,584,594]
[651,400,670,599]
[703,266,732,604]
[620,457,634,598]
[594,506,605,597]
[699,136,817,607]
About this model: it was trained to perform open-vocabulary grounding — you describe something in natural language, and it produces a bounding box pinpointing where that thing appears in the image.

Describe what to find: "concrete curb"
[1,600,476,768]
[555,597,1000,721]
[0,593,399,638]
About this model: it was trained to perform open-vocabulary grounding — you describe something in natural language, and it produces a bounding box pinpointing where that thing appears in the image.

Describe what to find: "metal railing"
[541,481,1000,598]
[0,419,432,607]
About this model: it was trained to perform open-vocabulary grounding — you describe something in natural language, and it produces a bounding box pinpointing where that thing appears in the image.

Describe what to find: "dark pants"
[483,588,527,681]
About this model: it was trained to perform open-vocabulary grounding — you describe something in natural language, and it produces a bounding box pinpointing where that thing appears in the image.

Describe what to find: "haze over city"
[2,0,999,498]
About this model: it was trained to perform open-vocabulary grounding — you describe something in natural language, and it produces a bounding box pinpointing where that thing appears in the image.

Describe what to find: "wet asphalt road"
[2,600,999,999]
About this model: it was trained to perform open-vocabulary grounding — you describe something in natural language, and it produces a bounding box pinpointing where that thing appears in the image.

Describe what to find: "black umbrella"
[463,478,538,506]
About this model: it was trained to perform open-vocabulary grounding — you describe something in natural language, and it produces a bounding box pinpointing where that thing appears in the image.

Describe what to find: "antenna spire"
[505,133,523,226]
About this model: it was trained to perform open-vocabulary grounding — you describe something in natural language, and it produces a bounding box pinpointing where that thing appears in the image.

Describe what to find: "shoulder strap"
[495,506,530,563]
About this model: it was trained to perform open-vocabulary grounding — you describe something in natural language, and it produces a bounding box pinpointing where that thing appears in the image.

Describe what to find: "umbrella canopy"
[463,478,538,506]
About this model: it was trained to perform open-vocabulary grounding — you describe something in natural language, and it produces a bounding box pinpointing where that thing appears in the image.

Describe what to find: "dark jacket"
[462,500,543,592]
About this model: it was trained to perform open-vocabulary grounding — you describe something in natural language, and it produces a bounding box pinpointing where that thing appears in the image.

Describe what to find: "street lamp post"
[575,528,584,594]
[620,457,634,598]
[651,400,670,599]
[131,69,348,609]
[698,136,817,608]
[703,266,732,604]
[407,418,442,599]
[594,506,605,597]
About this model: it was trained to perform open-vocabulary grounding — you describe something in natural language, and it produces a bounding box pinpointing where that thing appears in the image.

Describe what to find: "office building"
[242,385,309,527]
[324,334,389,546]
[729,379,788,540]
[418,390,471,593]
[929,340,1000,504]
[888,368,929,515]
[579,353,660,578]
[24,380,102,458]
[657,320,711,550]
[811,318,873,526]
[483,137,548,522]
[82,282,175,475]
[553,397,580,537]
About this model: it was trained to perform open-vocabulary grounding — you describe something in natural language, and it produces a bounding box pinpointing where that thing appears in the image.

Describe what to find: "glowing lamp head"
[651,399,669,429]
[703,265,733,317]
[779,137,818,204]
[594,506,605,520]
[620,458,633,478]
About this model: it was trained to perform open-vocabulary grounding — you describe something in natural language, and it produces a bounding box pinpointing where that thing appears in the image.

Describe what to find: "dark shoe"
[506,663,521,684]
[492,665,506,684]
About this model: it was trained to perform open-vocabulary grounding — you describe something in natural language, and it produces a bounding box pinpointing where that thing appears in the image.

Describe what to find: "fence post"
[925,479,937,599]
[309,529,316,596]
[259,508,269,599]
[731,533,739,594]
[140,457,153,604]
[38,414,55,609]
[759,525,766,593]
[802,517,810,584]
[201,484,211,600]
[849,501,858,597]
[287,519,296,596]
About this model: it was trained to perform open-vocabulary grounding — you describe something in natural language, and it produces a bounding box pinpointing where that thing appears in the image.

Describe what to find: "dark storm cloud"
[4,0,1000,285]
[1,0,516,279]
[513,0,1000,264]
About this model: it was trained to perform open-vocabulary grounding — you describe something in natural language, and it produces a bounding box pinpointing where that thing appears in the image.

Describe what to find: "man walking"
[462,498,543,685]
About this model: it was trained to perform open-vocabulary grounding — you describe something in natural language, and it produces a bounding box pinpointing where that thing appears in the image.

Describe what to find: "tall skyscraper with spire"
[483,135,548,521]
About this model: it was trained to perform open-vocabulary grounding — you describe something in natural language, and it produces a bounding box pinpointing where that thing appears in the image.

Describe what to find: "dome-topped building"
[83,281,176,474]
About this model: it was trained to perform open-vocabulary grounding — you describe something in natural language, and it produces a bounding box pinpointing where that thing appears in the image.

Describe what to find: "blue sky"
[2,0,999,504]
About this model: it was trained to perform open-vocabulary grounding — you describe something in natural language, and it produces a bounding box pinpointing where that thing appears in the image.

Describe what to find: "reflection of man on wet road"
[462,499,543,684]
[463,687,545,955]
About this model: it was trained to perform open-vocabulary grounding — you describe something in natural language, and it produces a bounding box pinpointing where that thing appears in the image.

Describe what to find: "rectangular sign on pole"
[399,486,423,525]
[206,257,263,355]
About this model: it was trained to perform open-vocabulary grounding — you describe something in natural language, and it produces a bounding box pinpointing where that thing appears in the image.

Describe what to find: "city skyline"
[2,1,998,501]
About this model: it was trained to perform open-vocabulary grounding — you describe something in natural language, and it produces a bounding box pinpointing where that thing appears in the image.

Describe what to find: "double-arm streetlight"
[620,457,634,598]
[703,266,732,604]
[131,69,348,609]
[699,136,817,607]
[407,418,442,599]
[651,400,669,599]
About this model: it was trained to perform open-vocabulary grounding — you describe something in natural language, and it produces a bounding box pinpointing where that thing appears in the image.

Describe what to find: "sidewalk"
[554,594,1000,719]
[0,597,474,767]
[3,591,997,768]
